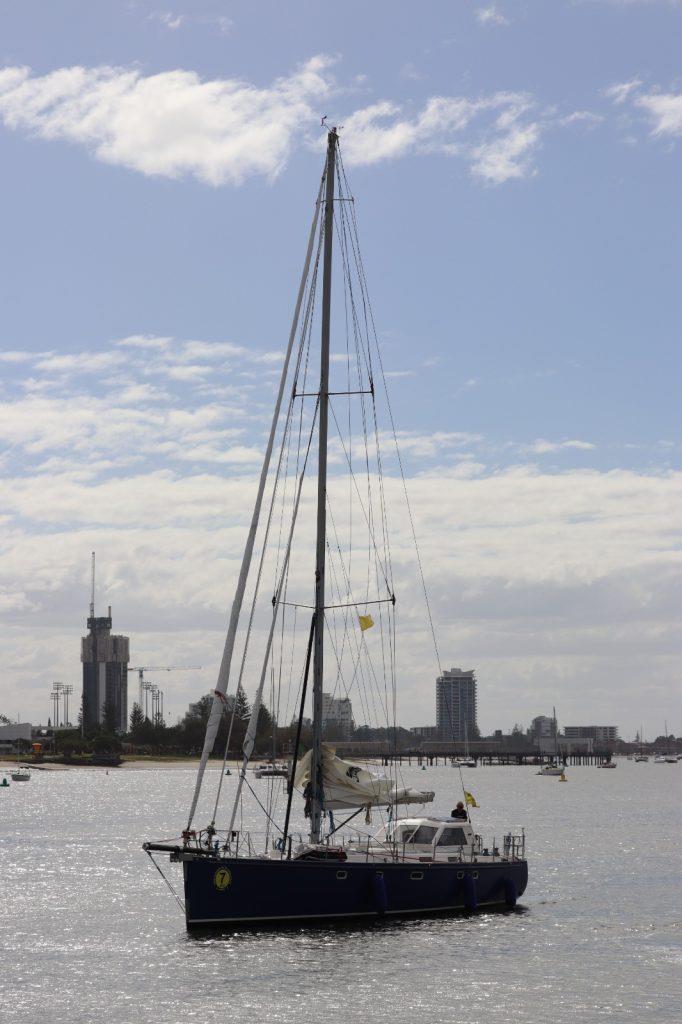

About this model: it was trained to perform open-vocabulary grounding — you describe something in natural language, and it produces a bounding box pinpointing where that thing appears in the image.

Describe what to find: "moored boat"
[143,128,528,929]
[536,707,565,777]
[253,762,289,779]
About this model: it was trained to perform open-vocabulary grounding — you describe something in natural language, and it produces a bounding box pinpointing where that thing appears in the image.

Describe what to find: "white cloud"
[150,11,185,31]
[470,119,540,184]
[0,57,335,186]
[636,91,682,136]
[148,10,232,34]
[559,110,604,127]
[475,6,510,26]
[1,335,680,733]
[35,350,126,374]
[603,79,643,105]
[116,334,173,350]
[341,92,543,183]
[528,438,596,454]
[1,460,681,732]
[0,60,584,188]
[0,350,35,363]
[603,77,682,142]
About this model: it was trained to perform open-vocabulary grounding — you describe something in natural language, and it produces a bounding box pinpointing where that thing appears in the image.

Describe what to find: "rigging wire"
[337,143,444,678]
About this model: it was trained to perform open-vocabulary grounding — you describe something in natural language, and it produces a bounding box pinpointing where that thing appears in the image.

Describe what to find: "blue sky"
[0,0,680,737]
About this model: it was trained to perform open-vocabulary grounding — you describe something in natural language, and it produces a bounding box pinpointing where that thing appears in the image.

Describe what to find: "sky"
[0,0,680,739]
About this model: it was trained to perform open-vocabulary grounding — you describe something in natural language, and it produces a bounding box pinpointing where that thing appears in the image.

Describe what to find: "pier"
[329,740,614,766]
[377,750,613,767]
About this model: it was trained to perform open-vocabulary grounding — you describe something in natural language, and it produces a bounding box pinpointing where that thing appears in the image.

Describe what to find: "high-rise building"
[564,725,618,743]
[321,692,354,739]
[529,714,557,742]
[409,725,439,740]
[81,605,129,733]
[436,667,477,742]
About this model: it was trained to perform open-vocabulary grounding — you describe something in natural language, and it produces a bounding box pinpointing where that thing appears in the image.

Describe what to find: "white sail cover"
[294,745,435,810]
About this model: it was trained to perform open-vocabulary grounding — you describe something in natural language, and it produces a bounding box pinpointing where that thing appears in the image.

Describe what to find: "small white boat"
[11,766,30,781]
[599,761,616,769]
[634,755,649,762]
[537,763,565,776]
[254,762,289,779]
[653,755,668,764]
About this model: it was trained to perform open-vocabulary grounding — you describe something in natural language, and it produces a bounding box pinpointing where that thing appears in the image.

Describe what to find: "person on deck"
[451,801,467,819]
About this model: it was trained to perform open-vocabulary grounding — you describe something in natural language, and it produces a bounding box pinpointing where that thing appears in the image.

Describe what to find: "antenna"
[90,552,95,618]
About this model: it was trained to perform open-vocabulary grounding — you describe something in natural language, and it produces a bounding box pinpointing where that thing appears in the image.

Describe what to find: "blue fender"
[462,873,477,911]
[503,877,517,907]
[373,872,388,915]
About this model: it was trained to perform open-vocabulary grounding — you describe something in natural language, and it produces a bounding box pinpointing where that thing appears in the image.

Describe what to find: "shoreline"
[0,757,243,772]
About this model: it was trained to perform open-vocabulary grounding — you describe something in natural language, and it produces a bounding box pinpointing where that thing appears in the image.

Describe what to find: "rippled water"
[2,760,680,1023]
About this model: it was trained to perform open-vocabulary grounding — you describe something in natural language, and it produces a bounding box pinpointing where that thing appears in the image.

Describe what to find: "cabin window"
[437,827,467,847]
[405,826,437,845]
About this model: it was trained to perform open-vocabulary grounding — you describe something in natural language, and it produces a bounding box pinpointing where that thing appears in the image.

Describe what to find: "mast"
[310,127,337,842]
[553,706,558,762]
[90,551,95,618]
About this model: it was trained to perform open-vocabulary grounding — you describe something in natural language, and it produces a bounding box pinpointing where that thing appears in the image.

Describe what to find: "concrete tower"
[81,553,129,732]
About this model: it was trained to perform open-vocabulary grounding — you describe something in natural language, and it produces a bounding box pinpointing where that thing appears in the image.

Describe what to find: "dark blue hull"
[182,855,528,928]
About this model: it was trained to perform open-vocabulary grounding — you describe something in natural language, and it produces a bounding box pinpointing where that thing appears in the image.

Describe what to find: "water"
[1,761,680,1023]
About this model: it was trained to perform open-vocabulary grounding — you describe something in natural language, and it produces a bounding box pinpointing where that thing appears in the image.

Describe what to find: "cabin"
[372,816,475,858]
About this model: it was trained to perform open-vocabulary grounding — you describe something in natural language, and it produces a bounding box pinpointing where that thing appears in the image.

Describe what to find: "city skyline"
[0,1,680,738]
[2,565,679,738]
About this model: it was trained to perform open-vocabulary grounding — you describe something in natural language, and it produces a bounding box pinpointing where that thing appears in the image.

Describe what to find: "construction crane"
[129,666,202,721]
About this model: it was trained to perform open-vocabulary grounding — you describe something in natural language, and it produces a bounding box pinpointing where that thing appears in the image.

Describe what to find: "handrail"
[173,826,527,862]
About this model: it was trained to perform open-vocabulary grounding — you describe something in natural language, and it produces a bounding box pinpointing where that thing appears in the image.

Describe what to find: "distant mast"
[90,551,96,618]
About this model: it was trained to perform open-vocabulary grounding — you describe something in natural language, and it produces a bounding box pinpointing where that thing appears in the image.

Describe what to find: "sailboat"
[655,720,678,763]
[634,725,648,763]
[143,128,528,928]
[537,707,565,776]
[452,718,476,768]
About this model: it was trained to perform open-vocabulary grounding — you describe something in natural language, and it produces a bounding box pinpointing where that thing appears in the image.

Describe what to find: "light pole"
[51,682,63,728]
[62,684,74,726]
[142,680,153,721]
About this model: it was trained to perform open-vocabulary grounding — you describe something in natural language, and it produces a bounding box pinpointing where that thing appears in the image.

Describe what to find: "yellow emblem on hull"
[214,867,232,891]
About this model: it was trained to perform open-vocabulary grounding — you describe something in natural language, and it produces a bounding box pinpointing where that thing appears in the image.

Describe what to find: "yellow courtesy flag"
[358,614,374,632]
[464,791,478,808]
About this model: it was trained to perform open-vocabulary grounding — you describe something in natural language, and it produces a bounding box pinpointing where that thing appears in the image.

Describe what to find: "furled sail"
[294,745,435,810]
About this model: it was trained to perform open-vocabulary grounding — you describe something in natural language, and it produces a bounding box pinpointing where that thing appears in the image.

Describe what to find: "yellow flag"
[464,791,478,808]
[358,614,374,632]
